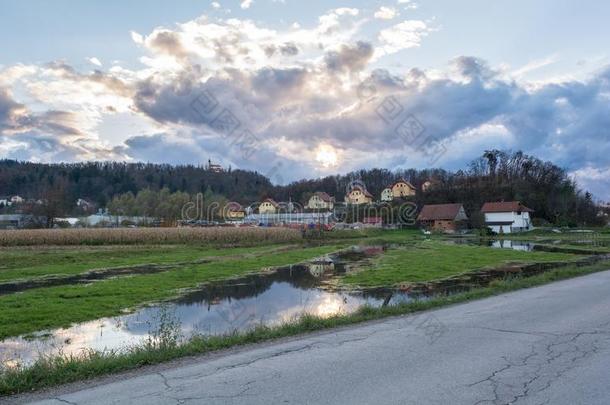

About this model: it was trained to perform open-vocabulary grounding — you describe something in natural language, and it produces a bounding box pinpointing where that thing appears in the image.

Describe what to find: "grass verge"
[2,259,609,397]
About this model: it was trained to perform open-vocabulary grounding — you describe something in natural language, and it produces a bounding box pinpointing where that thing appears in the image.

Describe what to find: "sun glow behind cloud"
[1,3,610,199]
[315,144,339,168]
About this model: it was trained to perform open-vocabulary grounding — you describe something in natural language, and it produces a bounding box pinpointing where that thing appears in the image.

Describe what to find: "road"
[13,270,610,405]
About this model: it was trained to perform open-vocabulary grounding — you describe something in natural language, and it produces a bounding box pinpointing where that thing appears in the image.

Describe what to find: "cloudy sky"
[1,0,609,200]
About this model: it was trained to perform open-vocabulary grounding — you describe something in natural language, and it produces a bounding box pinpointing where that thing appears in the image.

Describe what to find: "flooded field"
[1,241,606,367]
[0,246,403,366]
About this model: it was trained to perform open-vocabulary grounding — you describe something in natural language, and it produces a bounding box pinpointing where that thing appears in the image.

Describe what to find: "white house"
[10,195,24,204]
[0,197,11,207]
[380,188,393,202]
[481,201,534,234]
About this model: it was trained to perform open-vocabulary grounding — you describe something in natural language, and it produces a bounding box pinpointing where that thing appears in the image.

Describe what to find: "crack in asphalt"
[467,325,610,404]
[52,398,78,405]
[147,333,385,403]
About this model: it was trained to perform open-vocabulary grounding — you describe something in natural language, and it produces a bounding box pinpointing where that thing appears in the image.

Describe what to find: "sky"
[1,0,609,200]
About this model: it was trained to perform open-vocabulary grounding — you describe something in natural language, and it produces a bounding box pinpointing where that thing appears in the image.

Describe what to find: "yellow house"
[345,186,373,205]
[225,203,245,221]
[227,210,245,220]
[259,198,279,214]
[307,192,335,210]
[391,179,416,198]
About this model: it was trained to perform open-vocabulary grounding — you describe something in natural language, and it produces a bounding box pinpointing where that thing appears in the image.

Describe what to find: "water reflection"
[450,238,536,252]
[488,240,535,251]
[0,246,406,366]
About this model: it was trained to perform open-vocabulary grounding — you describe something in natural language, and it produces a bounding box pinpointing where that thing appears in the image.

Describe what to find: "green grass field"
[0,243,348,339]
[341,241,582,287]
[0,244,299,283]
[0,228,589,338]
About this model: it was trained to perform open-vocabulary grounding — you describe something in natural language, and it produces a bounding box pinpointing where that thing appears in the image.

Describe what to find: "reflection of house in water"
[306,261,335,277]
[490,240,534,251]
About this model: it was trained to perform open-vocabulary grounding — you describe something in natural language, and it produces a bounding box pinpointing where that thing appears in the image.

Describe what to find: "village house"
[76,198,96,212]
[0,197,11,207]
[380,188,393,202]
[390,179,416,198]
[421,179,440,192]
[0,214,36,229]
[481,201,534,234]
[10,195,24,204]
[417,203,469,233]
[345,185,373,205]
[258,198,279,214]
[307,192,335,210]
[225,202,245,221]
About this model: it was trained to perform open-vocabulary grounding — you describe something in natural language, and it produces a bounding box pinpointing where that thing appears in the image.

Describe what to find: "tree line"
[0,150,604,227]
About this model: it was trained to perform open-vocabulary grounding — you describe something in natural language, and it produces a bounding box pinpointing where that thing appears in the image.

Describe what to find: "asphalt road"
[14,270,610,405]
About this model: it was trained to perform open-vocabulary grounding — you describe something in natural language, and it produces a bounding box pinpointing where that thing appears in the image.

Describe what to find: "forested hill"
[0,150,602,226]
[0,160,273,206]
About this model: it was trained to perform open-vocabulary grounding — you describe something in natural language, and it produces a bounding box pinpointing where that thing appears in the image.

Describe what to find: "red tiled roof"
[480,201,534,213]
[417,203,465,221]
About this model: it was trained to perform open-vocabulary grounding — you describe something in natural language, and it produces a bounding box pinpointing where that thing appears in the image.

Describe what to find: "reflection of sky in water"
[0,253,413,367]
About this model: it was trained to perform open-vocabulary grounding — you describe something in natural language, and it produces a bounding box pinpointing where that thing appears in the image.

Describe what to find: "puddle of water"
[487,240,535,251]
[0,246,410,367]
[451,238,607,254]
[450,238,536,251]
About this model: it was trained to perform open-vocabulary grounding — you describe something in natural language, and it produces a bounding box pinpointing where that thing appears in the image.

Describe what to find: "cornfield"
[0,227,302,246]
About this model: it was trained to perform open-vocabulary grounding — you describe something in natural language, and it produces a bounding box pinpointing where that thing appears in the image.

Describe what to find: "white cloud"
[87,57,102,67]
[377,20,432,55]
[211,1,221,9]
[511,54,559,79]
[570,166,610,201]
[374,6,398,20]
[397,0,418,9]
[240,0,253,9]
[130,31,144,45]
